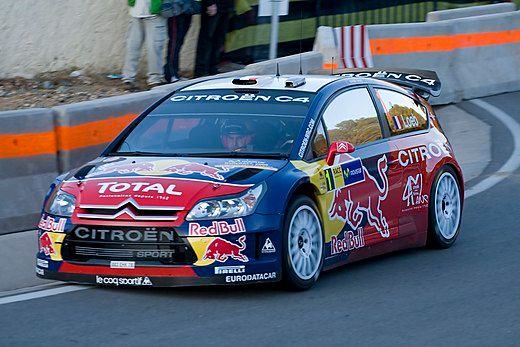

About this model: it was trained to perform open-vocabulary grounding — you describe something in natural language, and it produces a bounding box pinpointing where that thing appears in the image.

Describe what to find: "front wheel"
[428,166,462,248]
[282,195,324,290]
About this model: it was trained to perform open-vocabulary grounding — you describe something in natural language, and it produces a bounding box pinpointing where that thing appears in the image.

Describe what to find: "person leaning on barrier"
[163,0,201,83]
[194,0,235,77]
[122,0,167,89]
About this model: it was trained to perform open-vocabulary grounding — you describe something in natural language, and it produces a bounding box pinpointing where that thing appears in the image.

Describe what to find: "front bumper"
[36,261,279,287]
[36,213,282,287]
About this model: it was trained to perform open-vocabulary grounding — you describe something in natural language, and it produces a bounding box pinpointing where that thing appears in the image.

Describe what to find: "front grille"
[76,198,184,221]
[62,226,197,265]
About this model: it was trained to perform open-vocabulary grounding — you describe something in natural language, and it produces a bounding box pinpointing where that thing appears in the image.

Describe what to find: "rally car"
[36,69,463,290]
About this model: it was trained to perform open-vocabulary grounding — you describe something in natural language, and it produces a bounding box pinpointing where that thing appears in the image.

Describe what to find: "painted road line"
[0,285,90,305]
[465,99,520,198]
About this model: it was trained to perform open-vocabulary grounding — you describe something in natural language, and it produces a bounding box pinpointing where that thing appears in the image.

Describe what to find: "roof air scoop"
[232,77,258,85]
[285,77,306,88]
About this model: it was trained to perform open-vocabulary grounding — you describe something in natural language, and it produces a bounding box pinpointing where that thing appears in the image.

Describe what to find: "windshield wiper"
[185,152,289,159]
[108,151,185,157]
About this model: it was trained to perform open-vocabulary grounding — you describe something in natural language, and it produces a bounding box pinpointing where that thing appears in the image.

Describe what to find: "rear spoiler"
[334,68,441,98]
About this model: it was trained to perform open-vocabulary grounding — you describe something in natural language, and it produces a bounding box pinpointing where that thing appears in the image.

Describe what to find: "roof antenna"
[276,63,280,77]
[331,57,335,75]
[298,7,303,75]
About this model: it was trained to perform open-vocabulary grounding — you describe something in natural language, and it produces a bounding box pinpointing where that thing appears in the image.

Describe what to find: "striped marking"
[370,29,520,55]
[56,113,138,151]
[0,130,57,159]
[60,262,197,276]
[0,113,138,159]
[0,285,90,305]
[334,25,374,69]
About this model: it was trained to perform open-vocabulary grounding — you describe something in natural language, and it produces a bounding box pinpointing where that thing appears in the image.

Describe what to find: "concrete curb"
[0,108,58,234]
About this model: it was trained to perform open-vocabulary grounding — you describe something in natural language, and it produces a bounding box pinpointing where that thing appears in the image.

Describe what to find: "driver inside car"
[220,120,254,152]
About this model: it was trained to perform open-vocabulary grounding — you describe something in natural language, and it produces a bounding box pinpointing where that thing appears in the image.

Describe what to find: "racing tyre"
[282,195,324,290]
[428,166,462,248]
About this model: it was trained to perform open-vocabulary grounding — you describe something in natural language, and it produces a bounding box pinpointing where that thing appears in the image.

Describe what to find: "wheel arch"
[428,160,465,212]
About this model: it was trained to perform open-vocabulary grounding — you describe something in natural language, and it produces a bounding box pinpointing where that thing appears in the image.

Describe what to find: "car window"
[375,88,428,135]
[115,114,304,157]
[307,119,328,160]
[322,88,382,146]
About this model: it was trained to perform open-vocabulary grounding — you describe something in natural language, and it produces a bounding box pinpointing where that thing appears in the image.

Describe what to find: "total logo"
[189,218,246,236]
[398,143,449,167]
[38,215,66,233]
[97,181,182,196]
[330,228,365,255]
[95,276,153,286]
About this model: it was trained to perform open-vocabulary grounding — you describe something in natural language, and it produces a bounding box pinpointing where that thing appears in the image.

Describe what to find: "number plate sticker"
[110,261,135,269]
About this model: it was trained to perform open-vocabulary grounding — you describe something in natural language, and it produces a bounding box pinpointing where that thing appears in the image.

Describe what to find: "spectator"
[122,0,167,89]
[164,1,201,83]
[194,0,235,77]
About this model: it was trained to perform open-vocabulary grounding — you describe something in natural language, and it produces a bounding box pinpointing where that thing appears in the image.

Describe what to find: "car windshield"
[111,89,314,158]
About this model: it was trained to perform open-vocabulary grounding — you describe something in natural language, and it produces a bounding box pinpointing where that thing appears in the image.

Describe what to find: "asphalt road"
[1,92,519,346]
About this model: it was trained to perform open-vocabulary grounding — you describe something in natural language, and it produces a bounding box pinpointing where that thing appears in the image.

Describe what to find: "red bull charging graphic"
[203,236,248,262]
[329,155,389,238]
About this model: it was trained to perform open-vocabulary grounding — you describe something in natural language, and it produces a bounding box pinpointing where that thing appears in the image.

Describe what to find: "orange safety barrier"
[0,113,138,159]
[55,113,138,151]
[370,29,520,55]
[0,131,57,159]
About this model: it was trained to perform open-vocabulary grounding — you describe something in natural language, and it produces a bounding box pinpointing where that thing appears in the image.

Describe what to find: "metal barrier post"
[269,0,280,59]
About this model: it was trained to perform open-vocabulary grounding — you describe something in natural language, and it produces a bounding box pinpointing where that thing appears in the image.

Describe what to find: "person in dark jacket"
[194,0,235,77]
[163,0,201,83]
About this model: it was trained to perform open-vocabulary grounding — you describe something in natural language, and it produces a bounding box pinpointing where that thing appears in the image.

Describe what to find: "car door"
[373,88,432,237]
[307,87,402,260]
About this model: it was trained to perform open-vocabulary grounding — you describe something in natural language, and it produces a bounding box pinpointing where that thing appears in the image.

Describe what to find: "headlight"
[46,190,76,217]
[186,184,265,221]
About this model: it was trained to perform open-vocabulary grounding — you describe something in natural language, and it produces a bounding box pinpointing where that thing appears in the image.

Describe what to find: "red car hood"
[60,157,285,227]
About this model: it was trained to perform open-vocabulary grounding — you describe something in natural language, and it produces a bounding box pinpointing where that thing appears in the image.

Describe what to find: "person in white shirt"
[122,0,167,88]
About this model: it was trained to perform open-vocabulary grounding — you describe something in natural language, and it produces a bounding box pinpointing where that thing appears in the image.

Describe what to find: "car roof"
[181,75,341,93]
[180,74,413,96]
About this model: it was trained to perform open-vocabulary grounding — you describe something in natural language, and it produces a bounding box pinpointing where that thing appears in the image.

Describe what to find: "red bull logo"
[39,232,56,256]
[329,155,389,237]
[164,162,227,181]
[189,218,246,236]
[38,215,66,233]
[96,162,155,175]
[203,235,248,262]
[330,228,365,255]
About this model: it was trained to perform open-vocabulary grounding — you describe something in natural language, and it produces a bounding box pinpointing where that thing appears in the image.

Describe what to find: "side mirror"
[326,141,355,166]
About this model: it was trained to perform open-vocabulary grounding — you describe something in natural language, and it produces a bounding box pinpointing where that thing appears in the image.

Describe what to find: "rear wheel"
[428,166,462,248]
[282,195,324,290]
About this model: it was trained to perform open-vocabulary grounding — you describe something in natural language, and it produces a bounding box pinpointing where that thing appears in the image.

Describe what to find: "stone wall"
[0,0,200,78]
